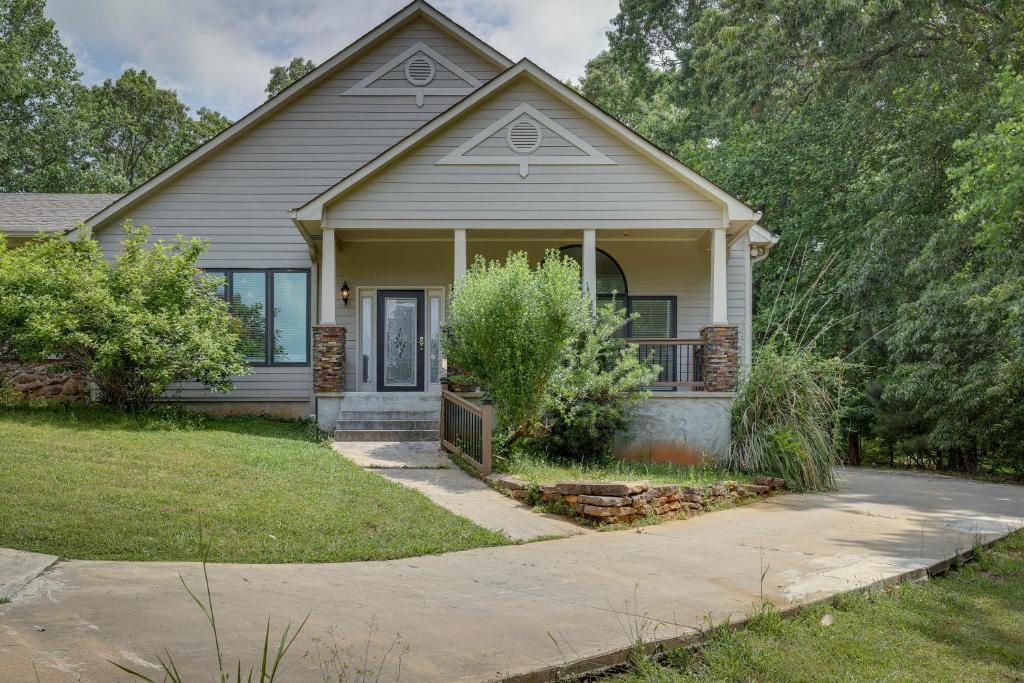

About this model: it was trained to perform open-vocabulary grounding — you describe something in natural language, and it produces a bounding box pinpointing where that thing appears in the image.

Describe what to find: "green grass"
[606,532,1024,682]
[503,450,751,489]
[0,404,509,563]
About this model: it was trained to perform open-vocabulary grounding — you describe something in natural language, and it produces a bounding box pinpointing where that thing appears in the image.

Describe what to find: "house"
[0,193,123,247]
[58,1,775,461]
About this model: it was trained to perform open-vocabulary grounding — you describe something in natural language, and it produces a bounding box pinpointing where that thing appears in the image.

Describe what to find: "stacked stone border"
[1,361,87,401]
[486,475,787,525]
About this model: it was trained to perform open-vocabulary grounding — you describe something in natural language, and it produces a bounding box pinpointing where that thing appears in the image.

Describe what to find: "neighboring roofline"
[75,0,513,234]
[295,59,761,227]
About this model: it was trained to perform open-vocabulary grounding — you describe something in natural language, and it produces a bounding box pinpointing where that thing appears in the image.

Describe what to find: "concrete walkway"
[333,441,584,541]
[1,469,1022,682]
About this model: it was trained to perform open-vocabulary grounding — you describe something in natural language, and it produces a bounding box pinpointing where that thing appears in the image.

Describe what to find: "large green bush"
[725,336,846,490]
[444,250,590,444]
[0,223,247,411]
[527,302,658,463]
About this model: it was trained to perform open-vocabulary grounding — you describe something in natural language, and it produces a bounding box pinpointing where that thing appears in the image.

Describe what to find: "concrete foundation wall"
[616,394,733,465]
[170,400,313,419]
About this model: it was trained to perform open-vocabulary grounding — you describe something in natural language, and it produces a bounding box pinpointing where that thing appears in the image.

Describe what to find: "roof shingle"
[0,193,123,235]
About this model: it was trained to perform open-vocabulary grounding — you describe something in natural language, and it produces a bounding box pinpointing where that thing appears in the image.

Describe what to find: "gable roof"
[1,193,123,235]
[75,0,512,234]
[293,60,761,230]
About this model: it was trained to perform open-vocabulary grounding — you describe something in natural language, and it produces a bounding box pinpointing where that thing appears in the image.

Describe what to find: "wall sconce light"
[340,281,350,306]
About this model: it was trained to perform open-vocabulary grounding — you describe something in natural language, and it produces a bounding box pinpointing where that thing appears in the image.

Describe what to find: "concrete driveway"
[1,469,1022,682]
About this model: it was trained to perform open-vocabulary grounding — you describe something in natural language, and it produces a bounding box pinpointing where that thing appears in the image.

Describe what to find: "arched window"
[559,245,628,299]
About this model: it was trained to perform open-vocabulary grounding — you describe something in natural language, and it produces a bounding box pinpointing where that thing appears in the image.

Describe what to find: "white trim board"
[344,42,482,107]
[436,103,615,177]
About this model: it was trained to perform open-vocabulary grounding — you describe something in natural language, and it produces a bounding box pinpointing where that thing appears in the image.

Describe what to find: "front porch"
[310,227,751,460]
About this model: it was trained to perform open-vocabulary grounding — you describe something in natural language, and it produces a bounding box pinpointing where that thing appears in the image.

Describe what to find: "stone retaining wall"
[0,361,87,401]
[487,475,787,525]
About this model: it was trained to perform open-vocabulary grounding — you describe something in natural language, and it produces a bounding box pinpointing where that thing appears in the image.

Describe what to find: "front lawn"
[605,531,1024,682]
[504,450,752,489]
[0,404,509,562]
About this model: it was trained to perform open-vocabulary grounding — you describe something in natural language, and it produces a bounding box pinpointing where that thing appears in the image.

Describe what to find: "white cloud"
[45,0,617,119]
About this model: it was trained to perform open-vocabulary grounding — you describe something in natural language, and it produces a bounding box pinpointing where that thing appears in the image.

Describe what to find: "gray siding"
[91,16,500,402]
[325,79,727,229]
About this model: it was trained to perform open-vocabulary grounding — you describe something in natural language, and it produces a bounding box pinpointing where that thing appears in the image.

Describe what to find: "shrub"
[527,302,658,463]
[444,250,590,444]
[0,222,248,411]
[724,335,846,490]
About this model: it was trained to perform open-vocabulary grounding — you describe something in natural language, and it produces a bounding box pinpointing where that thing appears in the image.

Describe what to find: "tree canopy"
[0,0,231,193]
[265,57,316,98]
[579,0,1024,473]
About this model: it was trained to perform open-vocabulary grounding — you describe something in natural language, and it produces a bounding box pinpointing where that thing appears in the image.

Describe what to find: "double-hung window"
[205,269,310,366]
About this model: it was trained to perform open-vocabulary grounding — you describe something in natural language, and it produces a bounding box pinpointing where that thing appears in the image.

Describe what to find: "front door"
[376,290,425,392]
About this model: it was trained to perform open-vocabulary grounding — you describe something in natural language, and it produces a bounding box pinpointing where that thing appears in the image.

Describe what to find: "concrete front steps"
[331,393,441,442]
[334,409,440,442]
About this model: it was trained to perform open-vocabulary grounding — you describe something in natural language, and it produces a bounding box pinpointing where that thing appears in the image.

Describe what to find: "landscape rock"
[577,494,632,507]
[486,474,529,491]
[493,474,788,527]
[555,481,648,496]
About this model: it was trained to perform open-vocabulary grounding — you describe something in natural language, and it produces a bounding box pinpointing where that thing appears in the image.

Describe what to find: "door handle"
[418,336,425,350]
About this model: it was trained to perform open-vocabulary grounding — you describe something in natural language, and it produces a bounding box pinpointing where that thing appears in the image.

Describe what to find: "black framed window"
[205,269,310,366]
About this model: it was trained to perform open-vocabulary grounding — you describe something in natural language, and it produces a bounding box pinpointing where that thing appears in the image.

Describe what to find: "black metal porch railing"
[628,338,705,389]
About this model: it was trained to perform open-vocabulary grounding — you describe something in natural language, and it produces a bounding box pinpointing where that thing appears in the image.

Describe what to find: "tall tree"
[81,69,231,190]
[0,0,89,192]
[581,0,1024,472]
[265,57,316,98]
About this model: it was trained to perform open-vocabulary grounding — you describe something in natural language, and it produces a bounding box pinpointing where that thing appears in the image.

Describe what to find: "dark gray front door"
[376,290,425,392]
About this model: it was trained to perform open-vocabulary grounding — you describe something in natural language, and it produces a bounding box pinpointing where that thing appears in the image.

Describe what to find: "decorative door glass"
[383,296,417,387]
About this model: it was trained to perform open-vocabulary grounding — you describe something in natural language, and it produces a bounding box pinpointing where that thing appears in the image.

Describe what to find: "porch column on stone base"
[710,227,728,324]
[582,228,597,310]
[453,228,467,282]
[702,228,738,391]
[315,228,345,394]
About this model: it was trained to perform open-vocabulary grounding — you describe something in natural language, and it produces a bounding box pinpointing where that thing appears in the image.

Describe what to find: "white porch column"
[582,228,597,309]
[320,228,337,324]
[453,228,467,282]
[710,227,728,324]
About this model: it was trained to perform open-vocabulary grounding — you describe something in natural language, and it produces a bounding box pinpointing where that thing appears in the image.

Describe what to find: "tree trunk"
[846,431,862,466]
[888,441,894,468]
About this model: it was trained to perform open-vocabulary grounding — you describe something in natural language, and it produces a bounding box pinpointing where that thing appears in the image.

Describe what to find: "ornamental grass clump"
[725,336,846,490]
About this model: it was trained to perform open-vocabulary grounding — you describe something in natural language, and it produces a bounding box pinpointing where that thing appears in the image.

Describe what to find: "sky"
[45,0,620,120]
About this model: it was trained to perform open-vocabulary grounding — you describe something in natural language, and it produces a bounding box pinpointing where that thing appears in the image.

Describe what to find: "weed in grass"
[0,596,10,604]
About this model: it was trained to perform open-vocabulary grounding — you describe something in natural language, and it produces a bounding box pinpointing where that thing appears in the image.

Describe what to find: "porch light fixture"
[340,281,350,306]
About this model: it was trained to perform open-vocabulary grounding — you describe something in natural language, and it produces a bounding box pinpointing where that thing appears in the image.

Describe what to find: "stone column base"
[700,324,739,392]
[313,325,346,394]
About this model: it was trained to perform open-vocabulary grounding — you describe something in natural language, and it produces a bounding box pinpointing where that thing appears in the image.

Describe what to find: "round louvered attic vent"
[405,55,435,86]
[506,119,543,154]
